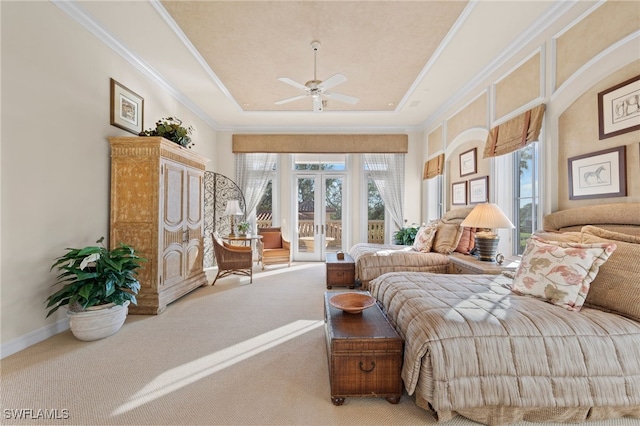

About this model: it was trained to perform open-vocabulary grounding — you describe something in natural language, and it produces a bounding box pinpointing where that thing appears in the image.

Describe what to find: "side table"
[448,252,519,275]
[325,253,356,289]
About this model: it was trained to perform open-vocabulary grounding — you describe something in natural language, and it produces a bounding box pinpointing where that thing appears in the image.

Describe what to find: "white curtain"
[235,153,278,226]
[363,153,405,230]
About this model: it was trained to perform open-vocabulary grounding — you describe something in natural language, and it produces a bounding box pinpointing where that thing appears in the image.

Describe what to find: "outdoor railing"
[257,219,385,245]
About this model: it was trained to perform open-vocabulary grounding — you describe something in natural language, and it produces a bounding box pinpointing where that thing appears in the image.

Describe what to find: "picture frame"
[452,181,467,205]
[459,148,477,177]
[468,176,489,204]
[110,78,144,135]
[568,146,626,200]
[598,75,640,140]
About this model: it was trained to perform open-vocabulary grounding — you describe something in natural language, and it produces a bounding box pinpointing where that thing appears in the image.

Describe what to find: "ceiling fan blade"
[318,73,347,90]
[277,77,308,92]
[324,91,359,105]
[313,96,323,112]
[274,94,308,105]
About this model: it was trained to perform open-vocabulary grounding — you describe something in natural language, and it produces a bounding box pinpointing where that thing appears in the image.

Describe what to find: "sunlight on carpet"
[112,319,324,416]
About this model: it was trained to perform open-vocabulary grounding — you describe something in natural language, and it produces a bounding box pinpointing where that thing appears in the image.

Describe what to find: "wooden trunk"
[325,253,356,289]
[109,137,210,314]
[324,292,403,406]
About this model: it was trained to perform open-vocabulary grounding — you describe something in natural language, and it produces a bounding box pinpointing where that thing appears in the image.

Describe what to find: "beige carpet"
[1,262,639,426]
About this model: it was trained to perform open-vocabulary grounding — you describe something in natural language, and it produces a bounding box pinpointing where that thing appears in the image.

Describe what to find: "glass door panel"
[295,174,346,261]
[324,176,343,254]
[296,176,318,260]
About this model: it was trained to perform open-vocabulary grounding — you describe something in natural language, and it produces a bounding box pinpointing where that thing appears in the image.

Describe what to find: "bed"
[368,203,640,425]
[350,207,473,289]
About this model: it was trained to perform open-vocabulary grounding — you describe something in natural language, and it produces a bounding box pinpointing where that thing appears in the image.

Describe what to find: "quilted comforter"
[349,243,450,288]
[369,272,640,425]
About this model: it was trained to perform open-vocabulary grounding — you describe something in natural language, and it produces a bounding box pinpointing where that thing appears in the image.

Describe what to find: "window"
[293,154,346,171]
[514,142,538,255]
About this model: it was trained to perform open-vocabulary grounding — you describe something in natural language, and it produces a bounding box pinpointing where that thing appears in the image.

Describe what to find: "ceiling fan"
[275,41,359,112]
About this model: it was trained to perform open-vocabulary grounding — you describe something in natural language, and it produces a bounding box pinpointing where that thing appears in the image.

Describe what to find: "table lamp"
[460,203,514,262]
[223,199,243,236]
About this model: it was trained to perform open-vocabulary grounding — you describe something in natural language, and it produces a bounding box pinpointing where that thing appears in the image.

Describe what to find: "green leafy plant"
[237,221,250,234]
[46,237,146,317]
[139,116,195,148]
[393,224,420,245]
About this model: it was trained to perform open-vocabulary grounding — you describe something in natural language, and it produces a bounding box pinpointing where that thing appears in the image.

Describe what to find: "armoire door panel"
[163,161,185,228]
[187,170,203,226]
[185,243,202,277]
[162,249,184,288]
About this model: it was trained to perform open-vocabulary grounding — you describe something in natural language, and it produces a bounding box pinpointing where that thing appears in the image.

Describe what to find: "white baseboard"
[0,318,69,359]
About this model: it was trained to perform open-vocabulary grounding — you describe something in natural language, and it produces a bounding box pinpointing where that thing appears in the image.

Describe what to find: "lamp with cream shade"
[460,203,514,262]
[223,199,244,236]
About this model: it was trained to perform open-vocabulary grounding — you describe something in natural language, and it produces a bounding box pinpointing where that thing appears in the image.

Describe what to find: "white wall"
[0,1,217,355]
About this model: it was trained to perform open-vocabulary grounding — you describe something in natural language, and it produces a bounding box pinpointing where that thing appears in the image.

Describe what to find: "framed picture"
[452,181,467,205]
[459,148,477,176]
[568,146,626,200]
[469,176,489,204]
[598,75,640,140]
[110,78,144,135]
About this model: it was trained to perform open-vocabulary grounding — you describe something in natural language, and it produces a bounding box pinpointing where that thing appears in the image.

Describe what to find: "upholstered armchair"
[211,232,253,284]
[257,227,291,270]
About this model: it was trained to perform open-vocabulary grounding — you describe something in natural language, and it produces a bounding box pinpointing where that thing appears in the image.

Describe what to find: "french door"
[294,174,345,261]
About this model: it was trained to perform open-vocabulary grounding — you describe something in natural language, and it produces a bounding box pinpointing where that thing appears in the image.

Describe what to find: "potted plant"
[237,221,251,235]
[393,224,420,245]
[139,116,195,148]
[46,237,146,341]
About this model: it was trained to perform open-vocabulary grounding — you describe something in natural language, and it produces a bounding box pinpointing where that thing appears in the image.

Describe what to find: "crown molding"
[51,0,220,131]
[420,0,575,131]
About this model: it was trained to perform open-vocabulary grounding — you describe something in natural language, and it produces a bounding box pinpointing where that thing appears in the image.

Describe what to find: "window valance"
[423,153,444,180]
[232,134,408,154]
[483,104,545,158]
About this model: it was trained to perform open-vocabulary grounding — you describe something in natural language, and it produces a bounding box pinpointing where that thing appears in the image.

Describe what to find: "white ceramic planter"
[68,301,130,341]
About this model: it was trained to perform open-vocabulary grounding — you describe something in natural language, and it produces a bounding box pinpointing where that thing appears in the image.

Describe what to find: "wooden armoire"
[109,137,210,314]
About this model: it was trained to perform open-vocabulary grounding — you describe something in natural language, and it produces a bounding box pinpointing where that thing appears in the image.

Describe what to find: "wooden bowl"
[329,293,376,314]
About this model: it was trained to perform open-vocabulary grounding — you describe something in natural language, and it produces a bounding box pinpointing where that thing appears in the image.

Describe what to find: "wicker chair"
[211,232,253,284]
[257,227,291,270]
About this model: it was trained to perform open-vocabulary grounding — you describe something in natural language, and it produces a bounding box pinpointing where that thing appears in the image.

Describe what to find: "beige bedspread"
[349,243,450,286]
[369,272,640,423]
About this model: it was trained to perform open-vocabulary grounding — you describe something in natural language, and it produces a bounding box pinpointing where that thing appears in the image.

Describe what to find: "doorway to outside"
[293,154,347,262]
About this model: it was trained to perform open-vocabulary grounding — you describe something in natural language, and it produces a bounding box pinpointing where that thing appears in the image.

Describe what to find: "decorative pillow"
[512,236,616,311]
[412,223,437,253]
[261,232,282,249]
[432,222,465,254]
[454,227,476,254]
[581,226,640,321]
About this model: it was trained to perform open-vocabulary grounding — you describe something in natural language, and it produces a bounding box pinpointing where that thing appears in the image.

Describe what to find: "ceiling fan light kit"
[275,40,359,112]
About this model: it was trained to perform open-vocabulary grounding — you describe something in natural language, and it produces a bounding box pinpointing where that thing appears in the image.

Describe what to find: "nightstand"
[448,252,519,275]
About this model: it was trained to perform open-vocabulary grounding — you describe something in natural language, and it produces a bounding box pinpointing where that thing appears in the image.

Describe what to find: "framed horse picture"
[568,146,626,200]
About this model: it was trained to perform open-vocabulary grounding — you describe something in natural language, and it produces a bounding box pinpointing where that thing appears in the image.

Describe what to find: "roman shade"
[232,134,408,153]
[423,153,444,179]
[483,104,545,158]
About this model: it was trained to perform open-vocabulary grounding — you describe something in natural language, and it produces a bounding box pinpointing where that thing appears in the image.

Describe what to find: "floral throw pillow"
[512,236,616,311]
[412,223,438,253]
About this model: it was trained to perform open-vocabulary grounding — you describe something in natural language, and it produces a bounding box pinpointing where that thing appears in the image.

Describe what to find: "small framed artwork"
[452,181,467,205]
[469,176,489,204]
[459,148,477,176]
[598,75,640,140]
[568,146,626,200]
[110,78,144,135]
